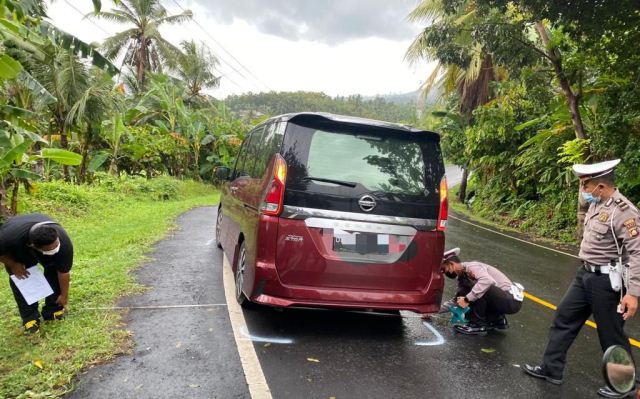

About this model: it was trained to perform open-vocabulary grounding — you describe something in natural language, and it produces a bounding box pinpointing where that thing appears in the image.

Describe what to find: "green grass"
[449,184,578,249]
[0,176,219,398]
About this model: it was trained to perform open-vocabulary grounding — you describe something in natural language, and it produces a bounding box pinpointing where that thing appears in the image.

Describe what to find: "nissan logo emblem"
[358,195,377,212]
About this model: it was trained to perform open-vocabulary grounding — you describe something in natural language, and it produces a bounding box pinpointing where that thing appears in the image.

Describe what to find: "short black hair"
[30,225,58,247]
[443,255,461,265]
[588,171,615,186]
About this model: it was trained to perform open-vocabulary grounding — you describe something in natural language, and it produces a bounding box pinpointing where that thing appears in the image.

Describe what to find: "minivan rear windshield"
[282,121,443,198]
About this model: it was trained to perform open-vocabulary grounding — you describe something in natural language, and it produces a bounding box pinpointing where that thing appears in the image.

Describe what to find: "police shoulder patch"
[623,218,638,238]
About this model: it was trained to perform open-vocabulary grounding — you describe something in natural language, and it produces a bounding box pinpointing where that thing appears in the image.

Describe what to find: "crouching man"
[441,248,524,335]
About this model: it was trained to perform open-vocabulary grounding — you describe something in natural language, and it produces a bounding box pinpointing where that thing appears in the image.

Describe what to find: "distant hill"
[224,91,418,124]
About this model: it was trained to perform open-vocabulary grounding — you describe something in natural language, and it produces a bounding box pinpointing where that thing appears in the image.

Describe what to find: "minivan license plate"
[332,229,389,255]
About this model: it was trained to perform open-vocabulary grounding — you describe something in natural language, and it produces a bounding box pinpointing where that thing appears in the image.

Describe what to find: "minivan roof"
[266,112,440,139]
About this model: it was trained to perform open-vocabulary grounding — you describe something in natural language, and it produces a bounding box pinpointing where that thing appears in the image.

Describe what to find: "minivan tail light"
[261,155,287,216]
[437,176,448,231]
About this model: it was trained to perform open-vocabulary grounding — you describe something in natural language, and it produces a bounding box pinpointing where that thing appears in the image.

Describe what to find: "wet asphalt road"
[68,178,640,398]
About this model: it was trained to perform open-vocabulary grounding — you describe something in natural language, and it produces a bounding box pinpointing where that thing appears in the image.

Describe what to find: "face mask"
[581,185,601,204]
[40,242,61,256]
[445,271,457,279]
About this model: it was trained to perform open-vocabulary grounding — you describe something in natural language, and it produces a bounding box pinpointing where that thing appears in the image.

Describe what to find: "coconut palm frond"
[407,0,445,23]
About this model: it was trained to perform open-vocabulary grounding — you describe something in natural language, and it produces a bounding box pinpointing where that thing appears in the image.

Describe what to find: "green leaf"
[200,134,216,146]
[92,0,102,14]
[514,117,544,132]
[88,152,109,172]
[0,54,23,80]
[40,148,82,166]
[2,140,31,165]
[10,168,41,181]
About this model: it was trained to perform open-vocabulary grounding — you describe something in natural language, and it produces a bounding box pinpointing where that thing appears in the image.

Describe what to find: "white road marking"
[222,254,273,399]
[449,214,579,259]
[83,304,227,310]
[240,326,294,344]
[414,321,446,346]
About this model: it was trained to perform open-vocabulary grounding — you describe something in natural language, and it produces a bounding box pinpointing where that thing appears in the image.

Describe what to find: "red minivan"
[215,112,447,314]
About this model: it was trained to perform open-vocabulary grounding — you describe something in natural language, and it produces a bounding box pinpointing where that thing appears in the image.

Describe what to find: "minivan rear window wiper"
[303,176,357,188]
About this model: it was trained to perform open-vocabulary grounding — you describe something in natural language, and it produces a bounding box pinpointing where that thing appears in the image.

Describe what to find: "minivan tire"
[215,208,223,249]
[235,241,250,307]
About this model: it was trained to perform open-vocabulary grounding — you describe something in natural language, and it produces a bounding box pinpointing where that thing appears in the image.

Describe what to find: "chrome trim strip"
[281,206,437,231]
[305,218,416,235]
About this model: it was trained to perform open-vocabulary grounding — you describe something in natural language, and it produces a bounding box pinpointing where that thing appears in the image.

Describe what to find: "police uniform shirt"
[0,213,74,274]
[462,261,514,302]
[579,189,640,296]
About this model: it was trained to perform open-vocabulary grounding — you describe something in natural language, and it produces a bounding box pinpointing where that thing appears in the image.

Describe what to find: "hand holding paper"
[10,266,54,305]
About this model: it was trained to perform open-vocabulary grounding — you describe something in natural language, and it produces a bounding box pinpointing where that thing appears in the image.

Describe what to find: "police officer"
[0,213,74,334]
[523,159,639,398]
[441,248,524,336]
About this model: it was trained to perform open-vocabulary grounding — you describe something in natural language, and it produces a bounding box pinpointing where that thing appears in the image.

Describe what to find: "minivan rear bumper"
[249,262,444,314]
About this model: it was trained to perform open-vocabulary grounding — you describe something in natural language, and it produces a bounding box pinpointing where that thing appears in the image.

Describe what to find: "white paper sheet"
[10,266,54,305]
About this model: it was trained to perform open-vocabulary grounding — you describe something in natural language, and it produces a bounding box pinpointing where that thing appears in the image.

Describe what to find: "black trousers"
[7,265,63,324]
[457,284,522,323]
[541,267,631,379]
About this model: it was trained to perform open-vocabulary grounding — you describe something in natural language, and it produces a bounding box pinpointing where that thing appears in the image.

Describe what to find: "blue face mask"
[581,186,601,204]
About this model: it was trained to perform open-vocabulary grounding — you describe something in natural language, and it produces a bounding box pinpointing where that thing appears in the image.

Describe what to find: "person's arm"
[56,272,70,307]
[616,208,639,320]
[464,264,497,303]
[0,255,29,279]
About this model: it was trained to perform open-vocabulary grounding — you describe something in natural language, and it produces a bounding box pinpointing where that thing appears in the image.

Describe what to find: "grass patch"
[449,184,578,249]
[0,176,219,398]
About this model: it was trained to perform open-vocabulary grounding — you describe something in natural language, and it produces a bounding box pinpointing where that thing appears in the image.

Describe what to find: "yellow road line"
[524,292,640,349]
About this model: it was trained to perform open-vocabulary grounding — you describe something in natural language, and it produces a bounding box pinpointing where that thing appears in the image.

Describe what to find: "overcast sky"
[47,0,434,98]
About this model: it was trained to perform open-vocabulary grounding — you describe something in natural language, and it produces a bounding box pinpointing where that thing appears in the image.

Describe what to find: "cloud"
[189,0,421,44]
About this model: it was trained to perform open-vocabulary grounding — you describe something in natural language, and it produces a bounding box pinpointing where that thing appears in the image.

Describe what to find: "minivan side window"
[244,125,265,178]
[232,133,252,179]
[253,122,284,178]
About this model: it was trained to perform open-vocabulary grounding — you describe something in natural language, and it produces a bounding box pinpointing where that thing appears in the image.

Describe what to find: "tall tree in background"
[175,40,220,99]
[95,0,192,88]
[405,0,497,201]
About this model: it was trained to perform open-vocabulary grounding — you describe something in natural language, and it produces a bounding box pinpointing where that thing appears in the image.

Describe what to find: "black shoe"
[23,319,40,335]
[522,364,563,385]
[486,316,509,330]
[453,323,488,336]
[597,386,636,398]
[43,309,65,321]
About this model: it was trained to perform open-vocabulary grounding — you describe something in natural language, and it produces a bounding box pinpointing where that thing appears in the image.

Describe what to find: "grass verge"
[0,176,219,398]
[449,184,578,250]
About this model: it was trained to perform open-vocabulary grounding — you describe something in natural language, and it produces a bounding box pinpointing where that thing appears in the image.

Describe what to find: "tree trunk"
[535,21,590,240]
[458,167,469,202]
[534,22,587,140]
[77,129,93,184]
[10,178,19,215]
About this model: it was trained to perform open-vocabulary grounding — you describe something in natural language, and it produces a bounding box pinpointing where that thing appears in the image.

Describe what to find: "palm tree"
[405,0,498,201]
[174,40,220,99]
[95,0,192,88]
[66,68,117,183]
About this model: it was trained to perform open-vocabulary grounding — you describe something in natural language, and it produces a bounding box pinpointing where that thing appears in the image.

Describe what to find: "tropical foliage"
[0,0,246,219]
[409,0,640,242]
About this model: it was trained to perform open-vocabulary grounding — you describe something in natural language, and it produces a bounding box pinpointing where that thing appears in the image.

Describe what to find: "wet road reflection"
[239,211,639,398]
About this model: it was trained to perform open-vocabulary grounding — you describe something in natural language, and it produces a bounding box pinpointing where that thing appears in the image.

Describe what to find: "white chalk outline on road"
[240,326,294,344]
[83,304,227,310]
[449,214,579,259]
[414,321,446,346]
[222,254,273,399]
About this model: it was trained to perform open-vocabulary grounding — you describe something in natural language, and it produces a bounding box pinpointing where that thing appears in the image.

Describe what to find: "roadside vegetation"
[0,176,219,398]
[408,0,640,243]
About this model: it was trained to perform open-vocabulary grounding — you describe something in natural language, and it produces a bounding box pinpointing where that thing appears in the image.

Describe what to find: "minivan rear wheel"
[215,208,223,249]
[235,242,250,306]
